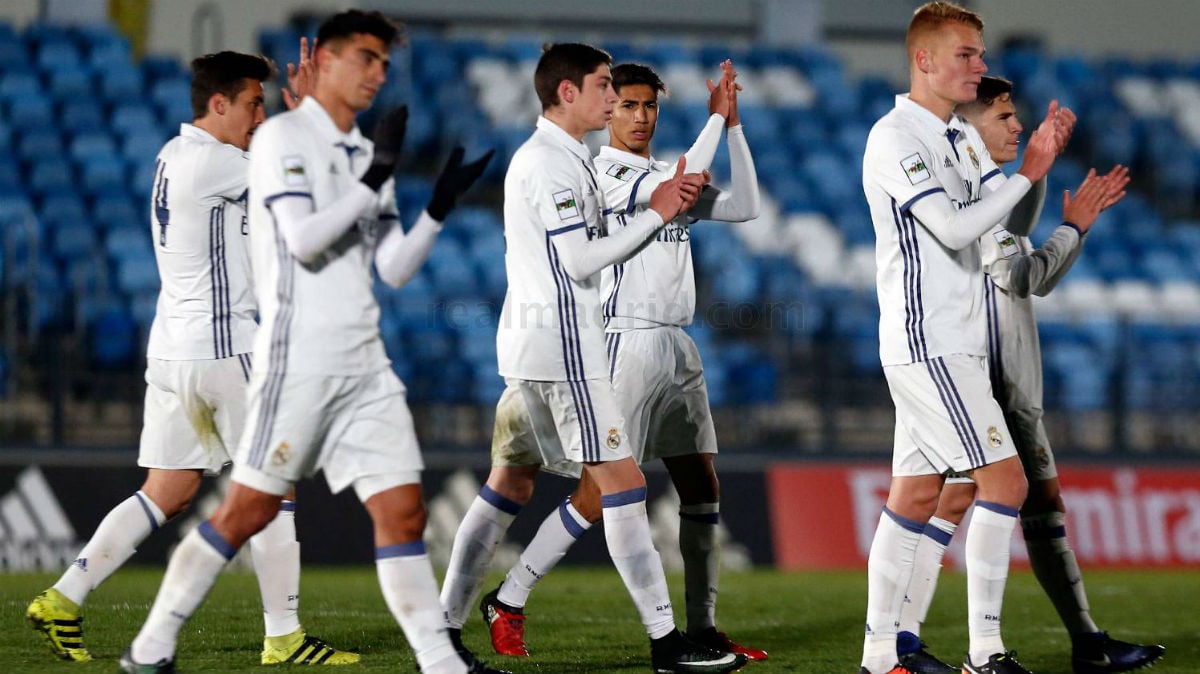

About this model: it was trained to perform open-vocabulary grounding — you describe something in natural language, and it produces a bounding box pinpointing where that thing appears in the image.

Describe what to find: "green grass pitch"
[1,567,1195,672]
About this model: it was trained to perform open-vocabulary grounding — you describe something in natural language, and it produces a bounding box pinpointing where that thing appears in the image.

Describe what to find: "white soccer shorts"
[885,354,1017,477]
[945,406,1056,485]
[231,369,423,496]
[138,354,253,475]
[607,326,718,464]
[490,377,631,478]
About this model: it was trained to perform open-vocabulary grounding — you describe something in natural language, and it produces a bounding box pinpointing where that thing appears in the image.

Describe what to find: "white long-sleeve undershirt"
[375,210,443,288]
[907,173,1033,250]
[553,209,666,281]
[269,183,378,263]
[689,125,760,222]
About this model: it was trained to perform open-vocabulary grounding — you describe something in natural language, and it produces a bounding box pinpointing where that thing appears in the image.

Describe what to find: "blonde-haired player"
[859,3,1073,672]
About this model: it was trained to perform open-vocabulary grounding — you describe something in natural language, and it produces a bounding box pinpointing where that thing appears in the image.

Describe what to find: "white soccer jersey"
[863,95,1005,366]
[246,97,396,375]
[497,117,613,381]
[596,146,695,328]
[146,124,256,360]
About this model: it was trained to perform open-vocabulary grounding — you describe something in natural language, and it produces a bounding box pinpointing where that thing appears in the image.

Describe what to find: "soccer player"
[118,11,496,674]
[439,43,745,674]
[858,2,1074,673]
[27,50,356,667]
[473,59,767,662]
[894,76,1162,674]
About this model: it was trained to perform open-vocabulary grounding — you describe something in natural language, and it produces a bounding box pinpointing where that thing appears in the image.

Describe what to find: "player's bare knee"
[141,469,203,519]
[485,466,537,505]
[974,457,1028,508]
[664,454,718,504]
[934,482,976,523]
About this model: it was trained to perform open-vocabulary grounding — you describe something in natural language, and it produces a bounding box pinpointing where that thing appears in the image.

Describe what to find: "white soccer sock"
[250,500,301,637]
[678,502,719,633]
[861,507,923,674]
[130,521,236,664]
[376,542,465,674]
[966,501,1018,664]
[897,516,957,638]
[1022,511,1098,635]
[498,498,591,609]
[54,491,166,607]
[602,487,675,640]
[440,486,520,629]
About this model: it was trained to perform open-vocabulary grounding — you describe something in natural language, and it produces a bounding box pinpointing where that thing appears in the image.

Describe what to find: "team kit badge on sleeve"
[901,152,931,185]
[553,189,579,221]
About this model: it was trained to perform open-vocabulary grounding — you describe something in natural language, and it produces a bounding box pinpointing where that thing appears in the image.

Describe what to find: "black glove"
[426,147,496,221]
[361,106,408,192]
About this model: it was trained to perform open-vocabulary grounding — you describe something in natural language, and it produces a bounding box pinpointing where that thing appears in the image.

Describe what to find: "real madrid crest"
[272,441,292,465]
[967,145,980,170]
[606,427,621,449]
[987,426,1003,448]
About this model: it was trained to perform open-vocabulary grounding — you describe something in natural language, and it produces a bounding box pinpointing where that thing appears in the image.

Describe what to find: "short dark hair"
[316,9,402,50]
[190,51,273,120]
[611,63,668,97]
[975,75,1014,106]
[535,43,612,110]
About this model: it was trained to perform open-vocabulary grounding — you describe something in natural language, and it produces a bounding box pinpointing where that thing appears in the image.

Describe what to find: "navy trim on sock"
[975,500,1019,518]
[883,506,926,535]
[558,500,588,539]
[601,486,647,508]
[279,500,296,512]
[680,511,720,525]
[923,521,953,546]
[479,484,523,516]
[376,541,427,560]
[197,521,238,560]
[134,492,161,532]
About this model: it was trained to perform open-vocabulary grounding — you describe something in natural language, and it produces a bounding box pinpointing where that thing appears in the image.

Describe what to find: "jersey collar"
[894,94,966,137]
[597,145,655,171]
[179,123,222,144]
[298,96,366,148]
[536,116,592,163]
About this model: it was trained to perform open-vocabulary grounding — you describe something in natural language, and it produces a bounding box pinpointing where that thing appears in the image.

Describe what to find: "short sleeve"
[248,120,313,208]
[527,152,587,237]
[977,138,1004,187]
[196,144,250,202]
[864,126,947,214]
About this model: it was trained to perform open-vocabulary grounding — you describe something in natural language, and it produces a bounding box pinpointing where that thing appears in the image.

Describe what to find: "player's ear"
[558,79,576,105]
[915,47,932,73]
[209,92,228,117]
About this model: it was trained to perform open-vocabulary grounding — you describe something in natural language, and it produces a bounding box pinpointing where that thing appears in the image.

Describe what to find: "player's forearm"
[1007,224,1083,298]
[908,174,1032,250]
[554,210,665,280]
[690,125,760,222]
[1005,177,1047,237]
[631,114,726,208]
[270,183,378,263]
[375,210,443,288]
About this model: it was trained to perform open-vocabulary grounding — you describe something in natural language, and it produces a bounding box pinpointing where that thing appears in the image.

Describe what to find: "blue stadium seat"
[52,222,98,262]
[0,71,39,102]
[129,290,158,330]
[48,67,92,100]
[100,66,143,102]
[105,224,152,261]
[93,194,141,232]
[40,193,87,226]
[60,101,107,136]
[17,128,62,161]
[69,132,116,162]
[115,251,160,294]
[82,157,127,196]
[88,305,138,368]
[36,39,81,72]
[29,160,74,197]
[111,104,159,137]
[6,97,55,130]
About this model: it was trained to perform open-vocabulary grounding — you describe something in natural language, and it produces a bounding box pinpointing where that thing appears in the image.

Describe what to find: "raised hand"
[282,36,316,110]
[1063,165,1129,234]
[360,106,408,191]
[1017,100,1067,183]
[427,147,495,221]
[705,59,739,121]
[649,157,712,222]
